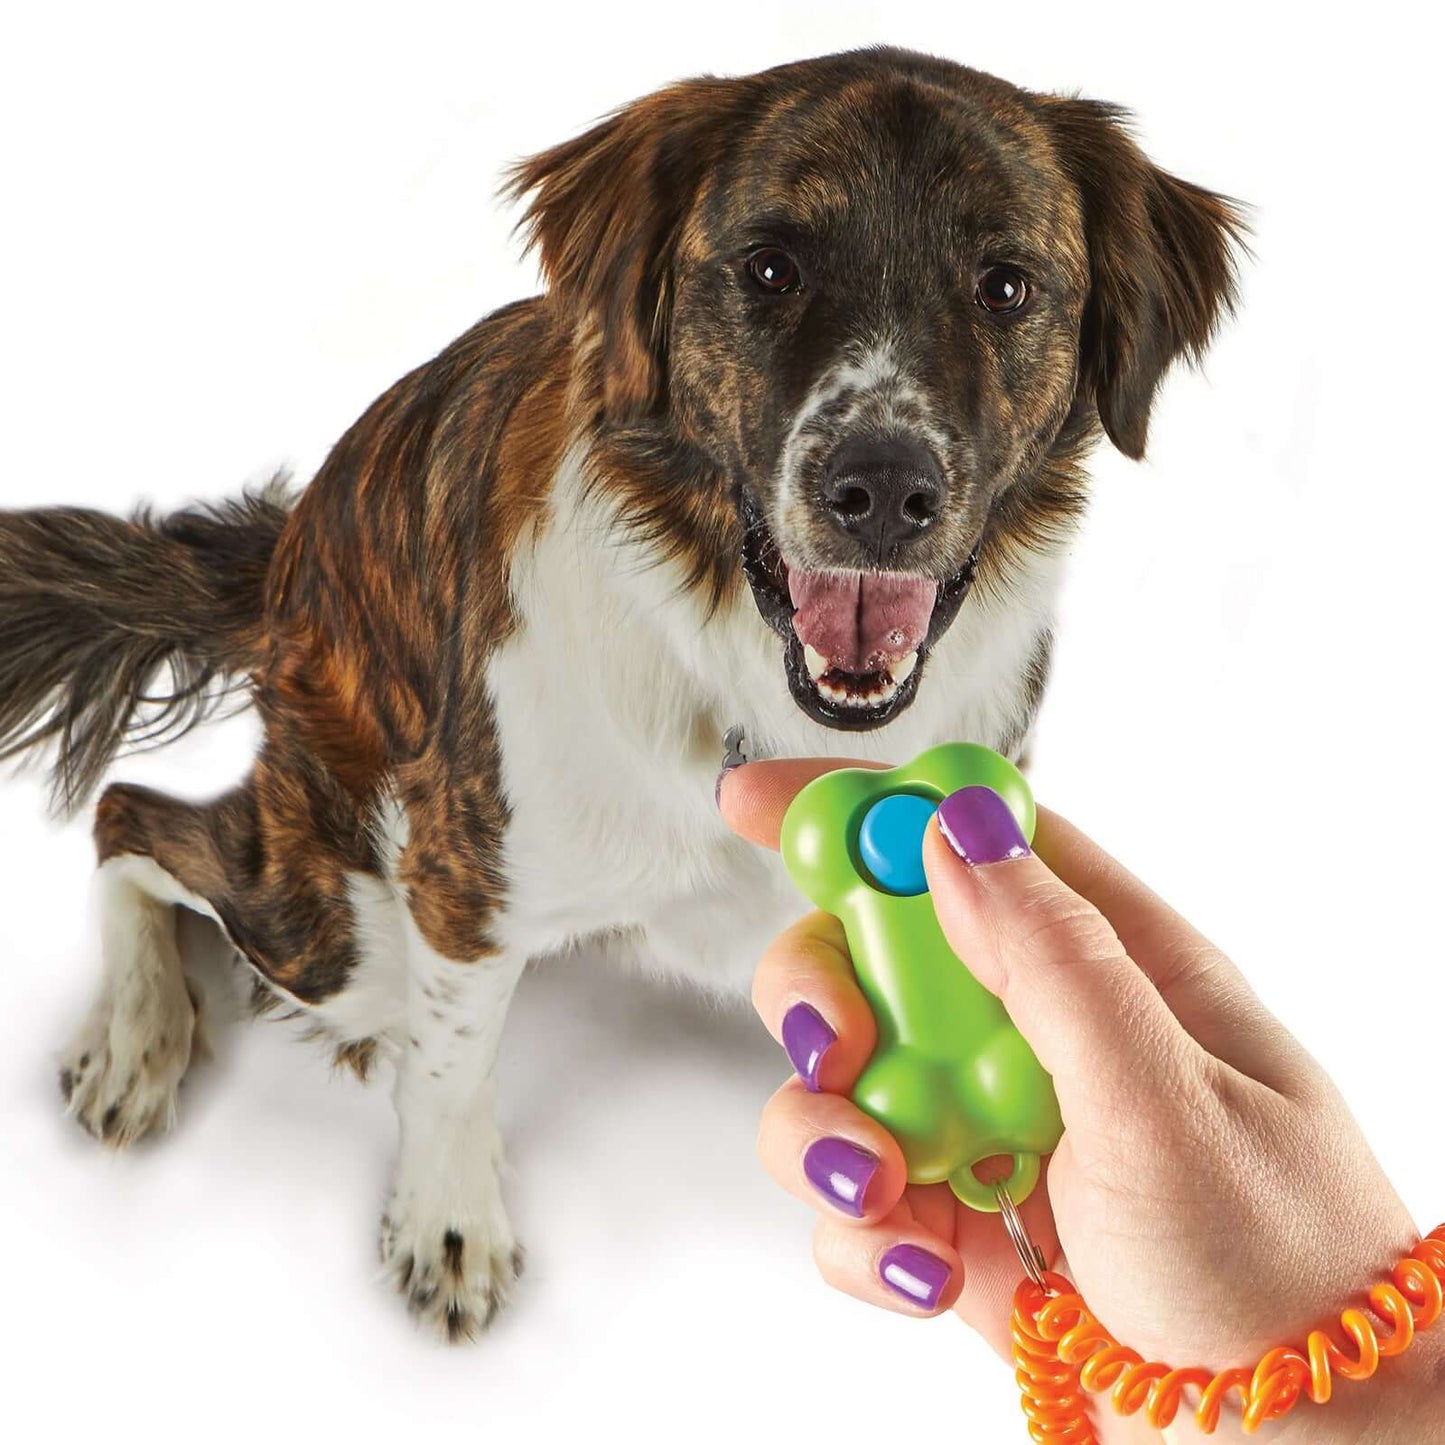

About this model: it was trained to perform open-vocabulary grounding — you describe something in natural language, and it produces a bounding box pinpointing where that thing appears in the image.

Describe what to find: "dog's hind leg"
[63,765,393,1146]
[59,854,206,1145]
[59,799,226,1146]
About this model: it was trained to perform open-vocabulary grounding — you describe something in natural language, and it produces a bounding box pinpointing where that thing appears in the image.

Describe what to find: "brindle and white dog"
[0,48,1242,1339]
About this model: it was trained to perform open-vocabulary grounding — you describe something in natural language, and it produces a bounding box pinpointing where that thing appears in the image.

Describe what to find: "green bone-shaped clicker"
[779,743,1062,1211]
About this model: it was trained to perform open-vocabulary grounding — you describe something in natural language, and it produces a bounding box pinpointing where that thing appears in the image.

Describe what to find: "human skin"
[719,759,1445,1444]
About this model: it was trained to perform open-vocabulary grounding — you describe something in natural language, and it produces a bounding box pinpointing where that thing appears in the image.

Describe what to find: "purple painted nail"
[781,1002,835,1092]
[936,785,1030,867]
[803,1137,878,1218]
[879,1243,952,1310]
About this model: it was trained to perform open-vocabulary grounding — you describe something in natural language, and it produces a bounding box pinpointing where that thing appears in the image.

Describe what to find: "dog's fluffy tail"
[0,476,293,813]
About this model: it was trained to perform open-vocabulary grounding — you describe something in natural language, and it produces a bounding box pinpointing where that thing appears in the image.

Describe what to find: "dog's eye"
[975,265,1029,314]
[745,248,802,294]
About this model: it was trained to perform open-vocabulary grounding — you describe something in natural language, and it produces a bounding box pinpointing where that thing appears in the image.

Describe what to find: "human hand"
[719,759,1441,1444]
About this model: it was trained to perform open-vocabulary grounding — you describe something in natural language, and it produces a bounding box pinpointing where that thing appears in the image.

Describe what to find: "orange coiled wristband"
[1010,1224,1445,1439]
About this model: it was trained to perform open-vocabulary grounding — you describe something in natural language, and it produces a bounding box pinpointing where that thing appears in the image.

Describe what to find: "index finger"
[718,757,888,849]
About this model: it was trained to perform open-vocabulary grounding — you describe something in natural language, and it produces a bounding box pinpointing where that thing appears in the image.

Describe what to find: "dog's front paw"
[59,980,202,1147]
[380,1180,523,1342]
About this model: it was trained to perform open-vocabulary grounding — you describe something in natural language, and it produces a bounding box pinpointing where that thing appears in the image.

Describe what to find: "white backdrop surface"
[2,4,1440,1441]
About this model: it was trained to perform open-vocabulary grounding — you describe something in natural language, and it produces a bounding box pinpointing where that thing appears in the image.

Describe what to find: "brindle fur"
[0,48,1243,1329]
[0,483,290,810]
[513,51,1241,604]
[5,45,1243,1037]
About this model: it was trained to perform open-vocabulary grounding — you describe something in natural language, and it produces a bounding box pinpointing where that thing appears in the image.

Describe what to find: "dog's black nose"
[820,436,944,559]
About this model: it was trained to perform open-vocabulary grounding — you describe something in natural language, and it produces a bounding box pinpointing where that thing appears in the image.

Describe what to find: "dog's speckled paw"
[59,979,202,1147]
[380,1195,523,1342]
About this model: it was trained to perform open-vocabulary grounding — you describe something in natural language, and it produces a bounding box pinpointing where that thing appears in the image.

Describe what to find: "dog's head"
[508,49,1244,728]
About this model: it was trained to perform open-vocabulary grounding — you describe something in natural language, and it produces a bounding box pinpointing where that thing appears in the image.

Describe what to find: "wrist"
[1159,1322,1445,1445]
[1345,1319,1445,1445]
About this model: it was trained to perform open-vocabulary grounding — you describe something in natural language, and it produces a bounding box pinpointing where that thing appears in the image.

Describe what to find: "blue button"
[858,793,937,896]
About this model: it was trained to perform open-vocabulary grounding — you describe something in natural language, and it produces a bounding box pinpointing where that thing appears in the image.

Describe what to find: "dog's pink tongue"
[787,570,937,674]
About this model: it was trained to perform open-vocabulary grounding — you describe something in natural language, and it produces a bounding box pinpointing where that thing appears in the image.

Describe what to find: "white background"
[2,3,1441,1441]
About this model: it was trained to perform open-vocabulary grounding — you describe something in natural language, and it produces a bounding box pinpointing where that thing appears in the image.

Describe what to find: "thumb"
[922,786,1195,1115]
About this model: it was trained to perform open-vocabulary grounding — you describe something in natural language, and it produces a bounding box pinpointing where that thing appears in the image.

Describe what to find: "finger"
[718,757,887,850]
[752,910,877,1093]
[902,1179,958,1243]
[1032,807,1317,1090]
[812,1207,964,1316]
[922,790,1196,1114]
[759,1077,909,1224]
[812,1175,1059,1348]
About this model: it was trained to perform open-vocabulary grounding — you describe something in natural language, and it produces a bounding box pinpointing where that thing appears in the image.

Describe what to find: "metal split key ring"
[996,1180,1048,1288]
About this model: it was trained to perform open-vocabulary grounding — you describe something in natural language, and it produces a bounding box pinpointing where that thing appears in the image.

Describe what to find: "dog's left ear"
[505,77,753,425]
[1041,98,1248,459]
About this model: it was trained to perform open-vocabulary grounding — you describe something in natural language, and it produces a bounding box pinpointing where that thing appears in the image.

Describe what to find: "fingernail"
[714,760,744,809]
[936,786,1030,867]
[878,1243,952,1310]
[781,1002,835,1092]
[802,1137,878,1218]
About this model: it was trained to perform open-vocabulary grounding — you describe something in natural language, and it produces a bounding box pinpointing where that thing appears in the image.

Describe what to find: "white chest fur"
[484,445,1072,993]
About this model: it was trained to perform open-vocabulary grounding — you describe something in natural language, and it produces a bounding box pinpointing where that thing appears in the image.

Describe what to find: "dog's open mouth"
[740,496,981,729]
[790,567,932,711]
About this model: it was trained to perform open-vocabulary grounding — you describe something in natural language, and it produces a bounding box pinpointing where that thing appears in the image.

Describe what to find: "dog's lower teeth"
[805,648,919,710]
[809,647,919,708]
[816,675,900,707]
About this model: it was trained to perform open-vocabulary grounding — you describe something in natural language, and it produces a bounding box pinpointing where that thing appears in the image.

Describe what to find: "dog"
[0,48,1242,1340]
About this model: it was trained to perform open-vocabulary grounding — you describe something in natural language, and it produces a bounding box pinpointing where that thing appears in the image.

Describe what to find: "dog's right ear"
[1041,98,1248,459]
[505,78,753,426]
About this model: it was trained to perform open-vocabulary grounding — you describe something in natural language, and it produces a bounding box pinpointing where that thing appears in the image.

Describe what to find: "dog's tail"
[0,476,294,813]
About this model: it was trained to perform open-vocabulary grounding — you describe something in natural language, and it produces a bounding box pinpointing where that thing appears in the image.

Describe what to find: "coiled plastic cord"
[1009,1225,1445,1439]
